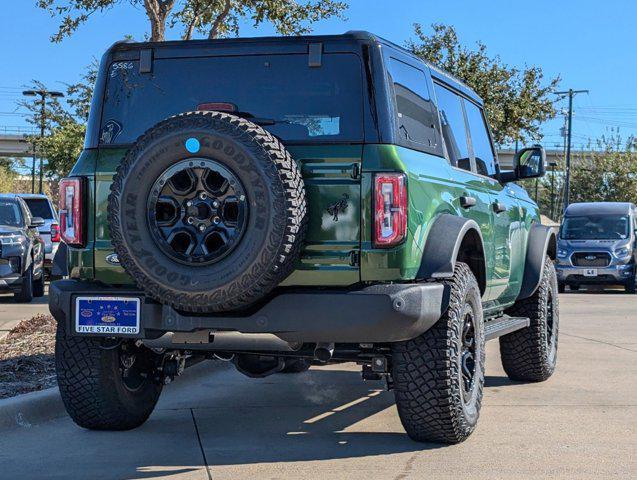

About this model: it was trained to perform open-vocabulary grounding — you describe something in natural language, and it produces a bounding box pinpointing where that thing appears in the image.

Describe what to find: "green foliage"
[39,121,87,178]
[569,136,637,204]
[0,166,19,194]
[36,0,348,42]
[408,24,560,145]
[19,63,97,179]
[519,136,637,222]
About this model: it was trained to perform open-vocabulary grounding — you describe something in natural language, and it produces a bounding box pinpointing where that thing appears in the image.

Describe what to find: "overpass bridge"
[0,127,35,158]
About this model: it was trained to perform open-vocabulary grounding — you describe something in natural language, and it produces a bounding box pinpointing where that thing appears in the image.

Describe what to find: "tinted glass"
[101,54,364,144]
[561,215,629,240]
[464,100,496,176]
[433,84,471,171]
[23,198,54,219]
[388,58,438,148]
[0,201,23,227]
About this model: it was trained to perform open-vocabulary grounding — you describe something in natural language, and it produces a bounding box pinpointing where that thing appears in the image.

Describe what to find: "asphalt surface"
[0,290,635,479]
[0,285,49,339]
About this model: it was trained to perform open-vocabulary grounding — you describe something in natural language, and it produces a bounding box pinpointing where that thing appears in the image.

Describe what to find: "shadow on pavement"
[0,365,445,479]
[189,368,445,468]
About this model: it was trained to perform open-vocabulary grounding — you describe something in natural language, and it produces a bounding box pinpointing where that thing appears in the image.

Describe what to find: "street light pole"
[22,89,65,194]
[554,89,588,212]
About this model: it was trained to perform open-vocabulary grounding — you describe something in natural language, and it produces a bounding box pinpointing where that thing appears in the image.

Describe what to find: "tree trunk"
[144,0,176,41]
[209,0,232,39]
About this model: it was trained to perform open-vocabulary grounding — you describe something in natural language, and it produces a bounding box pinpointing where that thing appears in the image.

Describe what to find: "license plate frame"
[75,296,141,335]
[583,269,598,277]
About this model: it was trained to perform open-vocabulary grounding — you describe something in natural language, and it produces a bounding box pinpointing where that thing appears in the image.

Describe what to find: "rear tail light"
[374,173,407,247]
[51,223,60,243]
[59,177,84,246]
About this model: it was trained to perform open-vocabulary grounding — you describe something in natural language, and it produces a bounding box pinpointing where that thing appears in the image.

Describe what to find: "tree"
[37,0,348,42]
[19,64,97,179]
[569,136,637,204]
[408,24,560,145]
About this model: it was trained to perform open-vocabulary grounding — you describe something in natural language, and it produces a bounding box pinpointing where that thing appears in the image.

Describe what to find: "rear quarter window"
[387,57,441,154]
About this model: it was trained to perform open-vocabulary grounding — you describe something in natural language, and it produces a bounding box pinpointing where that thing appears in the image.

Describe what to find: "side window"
[464,100,497,177]
[387,58,439,149]
[433,83,471,171]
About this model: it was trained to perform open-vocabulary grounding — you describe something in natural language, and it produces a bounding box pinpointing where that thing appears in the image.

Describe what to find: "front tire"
[500,257,559,382]
[625,276,636,294]
[55,321,163,430]
[14,266,33,303]
[391,263,485,444]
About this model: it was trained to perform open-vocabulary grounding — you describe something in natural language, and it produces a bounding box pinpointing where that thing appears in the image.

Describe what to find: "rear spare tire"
[108,111,306,313]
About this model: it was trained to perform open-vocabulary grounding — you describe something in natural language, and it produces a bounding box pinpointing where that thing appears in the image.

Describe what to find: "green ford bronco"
[50,32,559,444]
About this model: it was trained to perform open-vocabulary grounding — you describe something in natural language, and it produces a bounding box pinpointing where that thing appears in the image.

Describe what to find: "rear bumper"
[556,263,634,284]
[49,280,448,343]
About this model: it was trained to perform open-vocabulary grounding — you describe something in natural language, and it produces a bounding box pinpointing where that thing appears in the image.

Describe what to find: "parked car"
[16,193,60,275]
[0,195,45,301]
[556,202,636,293]
[50,32,559,444]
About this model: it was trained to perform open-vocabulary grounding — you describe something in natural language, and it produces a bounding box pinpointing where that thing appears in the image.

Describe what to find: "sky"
[1,0,636,150]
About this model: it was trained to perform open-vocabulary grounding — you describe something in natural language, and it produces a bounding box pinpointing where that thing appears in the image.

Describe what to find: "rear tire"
[558,282,565,294]
[280,358,311,373]
[570,284,580,291]
[500,257,559,382]
[391,263,485,444]
[14,266,33,303]
[55,321,163,430]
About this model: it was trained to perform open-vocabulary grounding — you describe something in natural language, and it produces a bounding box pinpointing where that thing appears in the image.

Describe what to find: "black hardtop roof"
[564,202,636,217]
[106,31,482,104]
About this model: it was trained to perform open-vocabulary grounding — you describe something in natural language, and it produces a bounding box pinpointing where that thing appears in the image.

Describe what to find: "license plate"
[583,269,598,277]
[75,297,140,334]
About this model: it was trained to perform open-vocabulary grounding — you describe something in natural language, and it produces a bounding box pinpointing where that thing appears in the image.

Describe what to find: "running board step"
[484,316,530,341]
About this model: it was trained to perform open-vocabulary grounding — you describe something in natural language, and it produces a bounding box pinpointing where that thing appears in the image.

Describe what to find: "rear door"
[463,100,522,304]
[433,83,495,299]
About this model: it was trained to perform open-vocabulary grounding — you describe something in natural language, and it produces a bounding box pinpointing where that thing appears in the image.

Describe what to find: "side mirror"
[30,217,45,228]
[500,145,546,183]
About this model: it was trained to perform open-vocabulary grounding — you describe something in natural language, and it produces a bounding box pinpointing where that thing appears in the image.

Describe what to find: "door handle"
[459,196,477,209]
[493,202,507,214]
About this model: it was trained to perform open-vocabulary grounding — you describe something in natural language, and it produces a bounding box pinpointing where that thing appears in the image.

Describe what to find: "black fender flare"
[517,223,557,300]
[417,214,487,294]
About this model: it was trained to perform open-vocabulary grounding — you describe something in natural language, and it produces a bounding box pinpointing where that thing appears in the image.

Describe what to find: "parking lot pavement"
[0,292,635,479]
[0,284,49,339]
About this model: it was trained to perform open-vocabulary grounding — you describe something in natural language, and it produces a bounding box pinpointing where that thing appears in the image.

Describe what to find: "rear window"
[100,53,364,144]
[23,198,54,220]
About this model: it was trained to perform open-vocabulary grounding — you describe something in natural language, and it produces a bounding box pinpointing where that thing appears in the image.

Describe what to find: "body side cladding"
[517,223,557,300]
[417,214,487,295]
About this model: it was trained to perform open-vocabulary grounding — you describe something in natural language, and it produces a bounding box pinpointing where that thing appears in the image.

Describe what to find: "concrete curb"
[0,359,227,431]
[0,387,66,430]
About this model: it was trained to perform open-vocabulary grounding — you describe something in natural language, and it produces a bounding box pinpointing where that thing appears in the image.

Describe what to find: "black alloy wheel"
[148,159,248,266]
[460,306,477,404]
